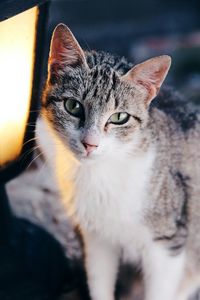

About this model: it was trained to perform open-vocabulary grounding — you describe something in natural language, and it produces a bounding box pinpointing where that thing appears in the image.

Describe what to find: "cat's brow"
[114,96,120,109]
[111,72,120,108]
[105,88,112,103]
[92,84,99,99]
[112,72,119,90]
[103,69,118,104]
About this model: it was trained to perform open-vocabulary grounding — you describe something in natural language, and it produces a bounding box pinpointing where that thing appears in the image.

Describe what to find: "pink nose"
[82,142,98,155]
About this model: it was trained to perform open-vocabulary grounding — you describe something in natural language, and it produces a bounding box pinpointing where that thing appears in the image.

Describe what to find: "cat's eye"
[108,112,130,125]
[64,99,84,119]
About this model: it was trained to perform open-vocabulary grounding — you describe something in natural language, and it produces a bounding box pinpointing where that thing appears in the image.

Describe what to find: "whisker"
[22,137,38,148]
[82,38,91,52]
[32,150,56,183]
[20,145,40,163]
[25,130,37,134]
[26,152,43,170]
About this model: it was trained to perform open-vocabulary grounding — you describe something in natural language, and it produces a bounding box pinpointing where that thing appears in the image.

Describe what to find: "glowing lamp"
[0,1,48,240]
[0,1,48,183]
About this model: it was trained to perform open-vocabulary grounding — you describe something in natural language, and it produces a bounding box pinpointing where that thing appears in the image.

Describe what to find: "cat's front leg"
[84,231,119,300]
[143,244,185,300]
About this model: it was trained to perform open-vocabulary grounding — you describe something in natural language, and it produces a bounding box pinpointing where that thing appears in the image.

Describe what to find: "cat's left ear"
[48,24,87,82]
[122,55,171,104]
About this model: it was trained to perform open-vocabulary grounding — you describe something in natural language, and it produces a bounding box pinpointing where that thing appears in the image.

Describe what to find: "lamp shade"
[0,0,48,183]
[0,7,37,167]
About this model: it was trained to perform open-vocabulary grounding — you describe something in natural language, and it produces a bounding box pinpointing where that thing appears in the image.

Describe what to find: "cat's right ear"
[48,24,87,83]
[122,55,171,105]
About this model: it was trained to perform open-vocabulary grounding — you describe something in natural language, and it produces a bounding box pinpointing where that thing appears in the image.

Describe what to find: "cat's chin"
[80,153,98,163]
[78,150,102,163]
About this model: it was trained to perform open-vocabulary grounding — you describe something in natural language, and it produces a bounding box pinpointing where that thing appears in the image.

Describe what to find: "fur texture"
[37,24,200,300]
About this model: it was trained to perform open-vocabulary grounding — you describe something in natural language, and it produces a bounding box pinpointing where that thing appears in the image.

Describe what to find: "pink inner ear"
[49,24,87,77]
[136,79,155,98]
[50,38,79,66]
[123,55,171,102]
[50,39,65,64]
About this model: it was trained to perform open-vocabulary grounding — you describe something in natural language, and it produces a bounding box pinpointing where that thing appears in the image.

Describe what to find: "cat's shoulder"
[150,87,200,132]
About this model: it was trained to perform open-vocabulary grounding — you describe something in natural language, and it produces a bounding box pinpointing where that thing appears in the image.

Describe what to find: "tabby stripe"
[112,72,118,90]
[105,87,112,103]
[133,115,142,123]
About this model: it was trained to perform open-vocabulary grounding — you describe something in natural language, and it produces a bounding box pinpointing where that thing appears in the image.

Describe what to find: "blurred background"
[4,0,200,300]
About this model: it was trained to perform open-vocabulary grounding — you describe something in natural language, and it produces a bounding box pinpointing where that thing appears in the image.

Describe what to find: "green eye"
[64,99,84,119]
[108,112,130,125]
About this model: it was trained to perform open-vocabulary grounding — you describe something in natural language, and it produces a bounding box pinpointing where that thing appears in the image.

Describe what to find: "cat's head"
[42,24,171,162]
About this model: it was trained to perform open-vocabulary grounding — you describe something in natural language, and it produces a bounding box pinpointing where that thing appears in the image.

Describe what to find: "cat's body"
[37,24,200,300]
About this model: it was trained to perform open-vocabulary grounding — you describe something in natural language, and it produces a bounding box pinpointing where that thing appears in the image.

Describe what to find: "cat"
[36,23,200,300]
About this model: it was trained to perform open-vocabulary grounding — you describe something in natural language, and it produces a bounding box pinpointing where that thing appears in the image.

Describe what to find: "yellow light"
[0,7,38,167]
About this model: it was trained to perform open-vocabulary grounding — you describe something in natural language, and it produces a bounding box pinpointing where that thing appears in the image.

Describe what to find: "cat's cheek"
[122,124,142,140]
[95,137,119,157]
[68,140,86,158]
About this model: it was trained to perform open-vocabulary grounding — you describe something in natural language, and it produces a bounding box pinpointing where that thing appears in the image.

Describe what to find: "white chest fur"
[37,120,154,259]
[37,118,155,263]
[73,150,155,259]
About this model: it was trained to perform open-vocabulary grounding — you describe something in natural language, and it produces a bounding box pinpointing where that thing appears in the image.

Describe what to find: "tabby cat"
[37,24,200,300]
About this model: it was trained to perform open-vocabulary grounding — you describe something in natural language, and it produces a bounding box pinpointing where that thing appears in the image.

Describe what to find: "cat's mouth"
[81,150,98,160]
[79,146,100,162]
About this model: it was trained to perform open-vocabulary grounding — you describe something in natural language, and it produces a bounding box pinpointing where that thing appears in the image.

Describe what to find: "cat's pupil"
[109,112,129,125]
[64,99,84,119]
[72,102,79,111]
[115,114,121,121]
[67,100,79,112]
